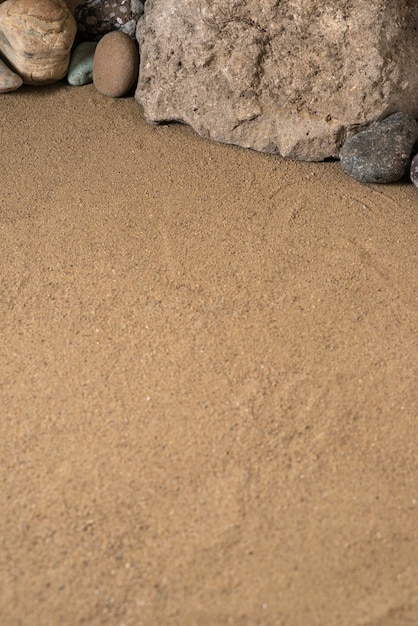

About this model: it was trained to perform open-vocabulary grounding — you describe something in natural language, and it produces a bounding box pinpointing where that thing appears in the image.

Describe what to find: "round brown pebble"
[93,31,139,98]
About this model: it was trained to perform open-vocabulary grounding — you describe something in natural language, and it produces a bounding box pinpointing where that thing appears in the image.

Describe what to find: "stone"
[0,58,23,93]
[93,31,139,97]
[339,112,418,184]
[0,0,76,85]
[75,0,144,41]
[136,0,418,162]
[67,42,97,86]
[410,154,418,188]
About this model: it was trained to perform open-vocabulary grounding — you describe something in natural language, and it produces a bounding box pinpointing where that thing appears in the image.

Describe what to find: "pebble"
[67,42,98,86]
[0,58,23,93]
[339,112,418,183]
[75,0,145,41]
[93,31,139,97]
[410,154,418,188]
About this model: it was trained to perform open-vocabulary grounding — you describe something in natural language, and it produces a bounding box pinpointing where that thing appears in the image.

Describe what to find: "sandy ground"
[1,5,418,625]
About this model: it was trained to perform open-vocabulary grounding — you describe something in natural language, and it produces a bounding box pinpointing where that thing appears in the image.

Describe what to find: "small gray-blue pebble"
[411,154,418,188]
[67,42,98,86]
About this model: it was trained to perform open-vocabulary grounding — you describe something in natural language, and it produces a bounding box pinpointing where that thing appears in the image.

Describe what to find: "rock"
[0,0,76,84]
[93,31,139,97]
[410,154,418,188]
[339,112,418,184]
[67,42,97,86]
[0,58,23,93]
[75,0,144,41]
[136,0,418,161]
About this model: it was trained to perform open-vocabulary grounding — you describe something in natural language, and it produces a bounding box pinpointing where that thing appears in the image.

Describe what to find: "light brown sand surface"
[1,9,418,625]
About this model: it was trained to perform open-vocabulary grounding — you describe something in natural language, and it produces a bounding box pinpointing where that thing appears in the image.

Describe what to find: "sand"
[1,6,418,625]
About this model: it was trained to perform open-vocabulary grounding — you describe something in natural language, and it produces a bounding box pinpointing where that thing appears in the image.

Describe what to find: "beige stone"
[0,0,77,84]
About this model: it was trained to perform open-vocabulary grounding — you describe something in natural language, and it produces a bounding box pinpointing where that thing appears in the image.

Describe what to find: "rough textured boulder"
[136,0,418,161]
[0,0,76,85]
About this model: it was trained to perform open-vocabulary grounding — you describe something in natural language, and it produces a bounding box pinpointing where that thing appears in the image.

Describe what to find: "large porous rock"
[135,0,418,161]
[0,0,76,85]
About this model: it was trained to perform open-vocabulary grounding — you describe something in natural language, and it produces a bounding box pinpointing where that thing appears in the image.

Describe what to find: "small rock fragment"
[75,0,144,40]
[0,58,23,93]
[67,42,97,86]
[339,112,418,184]
[93,31,139,97]
[410,154,418,188]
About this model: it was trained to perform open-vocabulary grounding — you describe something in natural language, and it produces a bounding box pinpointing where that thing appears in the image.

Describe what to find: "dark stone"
[410,154,418,188]
[339,112,418,183]
[75,0,144,41]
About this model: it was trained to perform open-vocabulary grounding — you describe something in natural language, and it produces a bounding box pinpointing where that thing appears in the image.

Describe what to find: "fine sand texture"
[1,6,418,625]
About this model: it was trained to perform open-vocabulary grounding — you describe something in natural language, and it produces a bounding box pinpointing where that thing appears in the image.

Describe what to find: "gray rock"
[136,0,418,161]
[410,154,418,188]
[0,57,23,93]
[75,0,144,41]
[67,42,97,86]
[339,112,418,184]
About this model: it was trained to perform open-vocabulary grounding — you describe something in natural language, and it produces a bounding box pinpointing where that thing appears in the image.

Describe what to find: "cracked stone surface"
[0,0,76,85]
[135,0,418,161]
